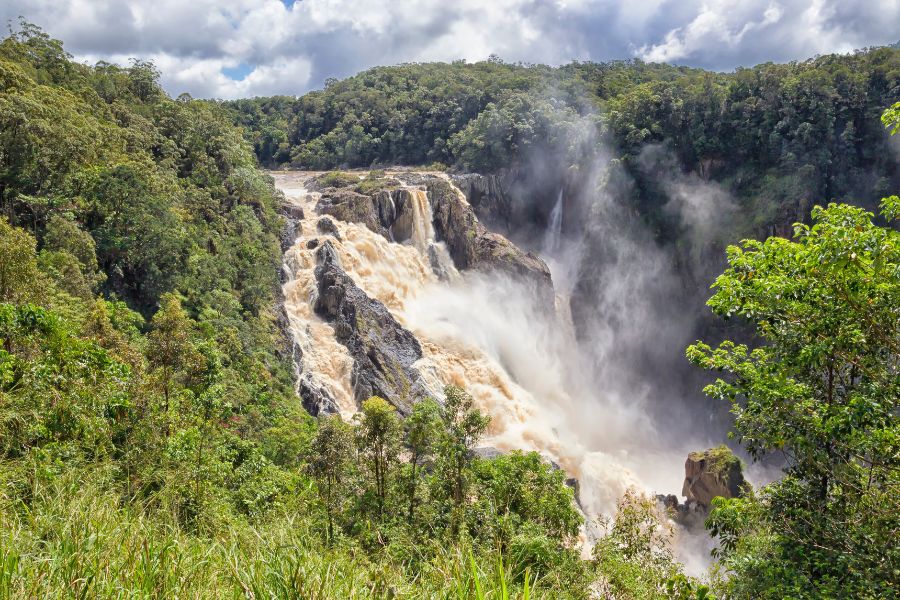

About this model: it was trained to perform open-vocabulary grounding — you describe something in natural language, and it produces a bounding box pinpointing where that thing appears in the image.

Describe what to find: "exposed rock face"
[279,203,305,252]
[282,204,305,221]
[471,446,504,460]
[317,188,387,237]
[656,446,746,527]
[298,375,340,417]
[426,179,553,304]
[315,216,342,240]
[275,201,304,378]
[312,174,553,305]
[681,445,746,510]
[451,172,516,233]
[313,240,425,415]
[316,186,427,246]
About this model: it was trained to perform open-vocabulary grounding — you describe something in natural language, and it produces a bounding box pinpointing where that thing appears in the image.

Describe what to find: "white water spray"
[274,171,689,535]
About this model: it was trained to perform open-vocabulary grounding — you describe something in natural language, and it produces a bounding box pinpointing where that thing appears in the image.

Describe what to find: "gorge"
[275,167,729,561]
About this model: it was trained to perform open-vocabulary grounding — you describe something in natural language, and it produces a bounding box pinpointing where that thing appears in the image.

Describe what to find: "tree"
[687,190,899,593]
[434,385,490,533]
[881,101,900,135]
[42,214,105,291]
[0,218,41,303]
[308,415,356,544]
[147,293,196,415]
[355,396,401,519]
[404,398,441,522]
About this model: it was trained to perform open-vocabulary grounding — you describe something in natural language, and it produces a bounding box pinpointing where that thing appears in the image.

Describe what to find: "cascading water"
[408,189,436,254]
[404,186,458,281]
[542,188,564,255]
[275,170,687,543]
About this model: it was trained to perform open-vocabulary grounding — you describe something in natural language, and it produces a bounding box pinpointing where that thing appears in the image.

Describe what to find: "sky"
[2,0,898,99]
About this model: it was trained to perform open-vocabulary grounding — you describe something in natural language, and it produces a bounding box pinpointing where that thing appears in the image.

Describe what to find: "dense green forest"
[1,22,898,599]
[224,49,898,235]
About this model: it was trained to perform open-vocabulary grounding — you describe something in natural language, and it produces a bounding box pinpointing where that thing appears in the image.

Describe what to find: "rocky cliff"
[313,240,426,415]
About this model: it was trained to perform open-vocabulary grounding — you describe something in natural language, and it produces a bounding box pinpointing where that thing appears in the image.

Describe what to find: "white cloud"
[1,0,897,98]
[638,2,785,63]
[637,0,898,67]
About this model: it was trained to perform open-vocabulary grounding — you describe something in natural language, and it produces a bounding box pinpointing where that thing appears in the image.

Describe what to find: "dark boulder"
[282,204,305,220]
[278,203,305,253]
[313,241,425,415]
[315,216,342,240]
[298,375,340,417]
[280,220,299,253]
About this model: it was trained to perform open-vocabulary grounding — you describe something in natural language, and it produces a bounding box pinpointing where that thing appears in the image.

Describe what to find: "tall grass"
[0,471,551,599]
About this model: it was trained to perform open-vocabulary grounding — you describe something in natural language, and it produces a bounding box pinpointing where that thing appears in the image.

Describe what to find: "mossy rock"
[682,445,746,508]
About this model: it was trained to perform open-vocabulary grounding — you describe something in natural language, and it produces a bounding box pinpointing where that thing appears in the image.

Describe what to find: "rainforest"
[0,15,898,600]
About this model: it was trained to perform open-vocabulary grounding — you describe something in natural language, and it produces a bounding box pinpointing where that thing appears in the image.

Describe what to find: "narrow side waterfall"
[542,189,564,254]
[275,171,685,533]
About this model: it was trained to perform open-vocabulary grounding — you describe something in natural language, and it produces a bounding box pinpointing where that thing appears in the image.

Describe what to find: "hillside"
[224,49,899,236]
[0,24,605,598]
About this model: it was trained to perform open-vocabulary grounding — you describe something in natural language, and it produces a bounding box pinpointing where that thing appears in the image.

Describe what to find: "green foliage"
[433,385,491,529]
[0,469,569,599]
[0,218,43,304]
[881,101,900,135]
[355,396,402,518]
[318,170,362,188]
[593,490,710,599]
[688,147,899,597]
[308,415,357,544]
[224,51,899,242]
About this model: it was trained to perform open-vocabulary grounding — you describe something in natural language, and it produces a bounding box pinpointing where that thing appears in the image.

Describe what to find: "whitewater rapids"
[275,170,691,532]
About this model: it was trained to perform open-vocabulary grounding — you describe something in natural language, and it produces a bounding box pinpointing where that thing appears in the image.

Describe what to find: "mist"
[439,117,752,572]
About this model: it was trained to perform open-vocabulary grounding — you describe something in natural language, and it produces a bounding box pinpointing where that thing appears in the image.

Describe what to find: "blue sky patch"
[223,63,254,81]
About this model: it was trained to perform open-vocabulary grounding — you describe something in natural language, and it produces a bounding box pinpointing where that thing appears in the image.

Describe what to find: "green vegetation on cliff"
[224,49,898,236]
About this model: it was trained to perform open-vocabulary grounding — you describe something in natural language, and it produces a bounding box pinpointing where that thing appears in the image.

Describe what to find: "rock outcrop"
[316,185,428,246]
[298,375,340,417]
[312,174,553,305]
[451,172,516,233]
[317,188,388,237]
[313,240,425,415]
[656,446,747,527]
[279,203,304,252]
[681,445,746,510]
[426,178,553,304]
[315,216,342,240]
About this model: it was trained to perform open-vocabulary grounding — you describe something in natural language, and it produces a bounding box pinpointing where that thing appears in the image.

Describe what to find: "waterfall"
[409,189,436,254]
[406,187,458,281]
[543,189,564,255]
[274,170,682,526]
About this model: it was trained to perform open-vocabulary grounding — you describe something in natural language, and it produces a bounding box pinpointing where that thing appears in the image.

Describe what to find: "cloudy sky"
[3,0,898,99]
